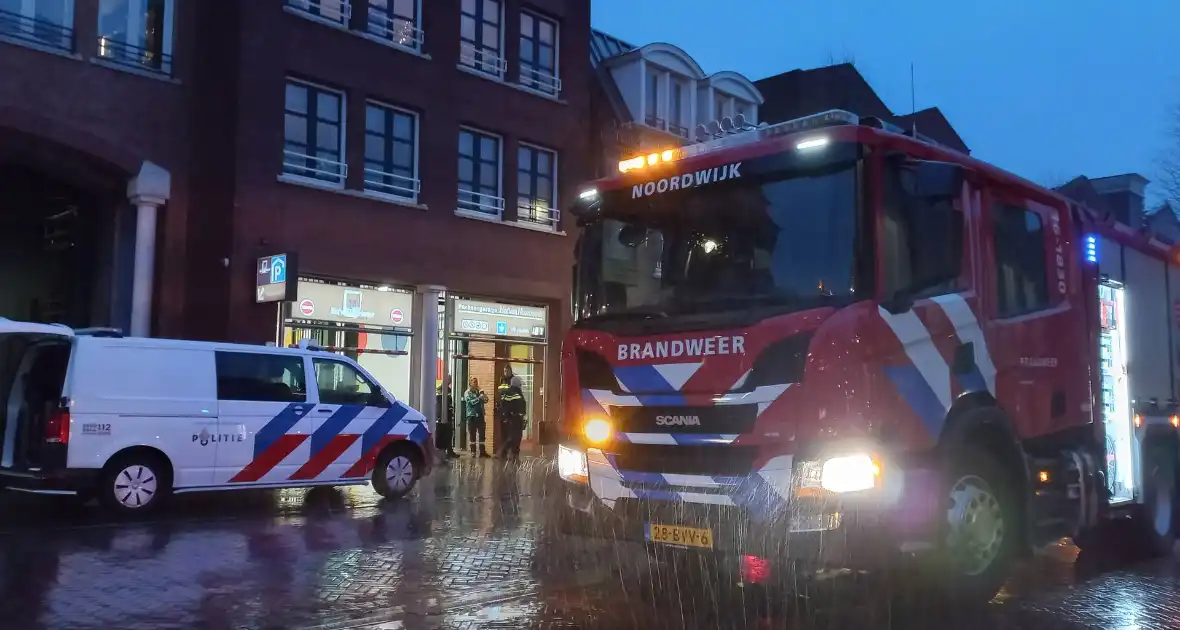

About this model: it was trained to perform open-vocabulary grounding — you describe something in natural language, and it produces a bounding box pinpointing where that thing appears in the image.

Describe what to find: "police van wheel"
[99,454,171,515]
[373,446,420,500]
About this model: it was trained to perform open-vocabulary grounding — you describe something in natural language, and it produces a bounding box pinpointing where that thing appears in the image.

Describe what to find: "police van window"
[880,164,964,298]
[994,203,1050,317]
[215,352,307,402]
[314,359,386,406]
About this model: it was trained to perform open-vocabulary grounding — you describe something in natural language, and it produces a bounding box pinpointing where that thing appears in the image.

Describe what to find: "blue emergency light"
[1085,236,1098,264]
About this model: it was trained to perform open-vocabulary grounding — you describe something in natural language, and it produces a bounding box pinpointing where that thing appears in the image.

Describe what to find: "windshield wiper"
[578,306,669,324]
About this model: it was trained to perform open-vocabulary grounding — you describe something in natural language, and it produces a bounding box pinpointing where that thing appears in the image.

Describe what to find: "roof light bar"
[616,109,859,174]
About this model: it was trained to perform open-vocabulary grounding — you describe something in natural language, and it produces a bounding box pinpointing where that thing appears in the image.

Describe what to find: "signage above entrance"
[451,298,548,342]
[256,253,298,303]
[287,280,414,333]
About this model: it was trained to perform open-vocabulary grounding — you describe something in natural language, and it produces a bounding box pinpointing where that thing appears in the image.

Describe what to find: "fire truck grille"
[605,444,758,476]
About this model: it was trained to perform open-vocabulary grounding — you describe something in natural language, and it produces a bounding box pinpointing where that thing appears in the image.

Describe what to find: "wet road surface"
[1,458,1179,629]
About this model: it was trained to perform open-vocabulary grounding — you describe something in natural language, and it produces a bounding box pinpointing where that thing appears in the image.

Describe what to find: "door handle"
[316,409,333,414]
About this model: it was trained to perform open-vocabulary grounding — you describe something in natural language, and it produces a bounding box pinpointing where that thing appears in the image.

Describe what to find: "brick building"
[0,0,591,443]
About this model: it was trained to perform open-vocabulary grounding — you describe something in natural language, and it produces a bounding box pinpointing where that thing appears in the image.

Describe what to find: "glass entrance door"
[449,339,545,454]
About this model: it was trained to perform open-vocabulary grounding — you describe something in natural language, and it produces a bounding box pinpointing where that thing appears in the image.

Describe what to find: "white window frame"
[365,0,423,51]
[285,0,351,27]
[643,66,665,130]
[362,100,421,204]
[458,0,507,79]
[516,142,559,231]
[518,9,560,96]
[456,126,505,220]
[96,0,174,74]
[281,78,348,189]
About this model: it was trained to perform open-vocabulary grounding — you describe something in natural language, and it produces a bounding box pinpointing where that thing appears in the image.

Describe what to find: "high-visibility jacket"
[496,383,526,420]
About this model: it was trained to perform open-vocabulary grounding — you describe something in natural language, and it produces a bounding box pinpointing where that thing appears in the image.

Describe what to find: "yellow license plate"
[647,523,714,549]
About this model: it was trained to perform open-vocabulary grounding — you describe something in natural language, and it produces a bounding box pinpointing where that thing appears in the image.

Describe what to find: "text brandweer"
[631,162,743,199]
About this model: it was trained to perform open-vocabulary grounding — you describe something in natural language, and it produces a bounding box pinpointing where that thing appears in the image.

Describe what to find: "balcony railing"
[0,8,73,53]
[517,201,560,231]
[457,189,505,220]
[668,123,689,139]
[97,37,172,75]
[518,64,561,96]
[363,168,420,201]
[459,43,507,78]
[366,11,423,49]
[283,150,347,186]
[644,115,666,130]
[286,0,351,25]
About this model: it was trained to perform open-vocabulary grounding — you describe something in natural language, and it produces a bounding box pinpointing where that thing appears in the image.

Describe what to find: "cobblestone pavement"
[1,458,1179,629]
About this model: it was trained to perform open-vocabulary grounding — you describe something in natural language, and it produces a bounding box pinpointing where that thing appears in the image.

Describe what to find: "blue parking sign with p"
[269,254,287,284]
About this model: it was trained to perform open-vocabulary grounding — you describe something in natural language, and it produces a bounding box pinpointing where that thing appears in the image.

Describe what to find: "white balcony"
[363,168,420,202]
[366,12,423,49]
[282,150,347,187]
[459,43,507,78]
[286,0,351,26]
[516,202,560,231]
[518,65,561,96]
[457,190,505,220]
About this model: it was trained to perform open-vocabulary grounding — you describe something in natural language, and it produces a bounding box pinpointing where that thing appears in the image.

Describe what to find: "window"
[645,69,661,128]
[880,166,964,298]
[364,102,419,201]
[669,79,688,138]
[96,0,173,74]
[367,0,420,49]
[283,80,346,187]
[734,101,753,124]
[0,0,74,52]
[459,0,503,77]
[714,92,730,120]
[519,10,558,95]
[457,128,503,218]
[314,359,386,406]
[286,0,349,26]
[215,352,307,403]
[517,144,557,230]
[994,204,1050,317]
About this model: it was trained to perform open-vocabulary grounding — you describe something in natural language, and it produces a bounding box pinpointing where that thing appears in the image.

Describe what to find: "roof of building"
[590,29,636,68]
[755,64,970,154]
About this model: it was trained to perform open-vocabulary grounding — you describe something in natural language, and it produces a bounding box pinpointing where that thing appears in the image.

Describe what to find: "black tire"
[1136,438,1177,557]
[372,444,421,500]
[928,448,1020,606]
[98,452,172,516]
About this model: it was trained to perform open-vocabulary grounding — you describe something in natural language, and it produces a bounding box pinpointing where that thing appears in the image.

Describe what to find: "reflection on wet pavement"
[0,458,1178,629]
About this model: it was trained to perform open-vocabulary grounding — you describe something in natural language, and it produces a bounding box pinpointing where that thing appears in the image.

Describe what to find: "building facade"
[0,0,591,444]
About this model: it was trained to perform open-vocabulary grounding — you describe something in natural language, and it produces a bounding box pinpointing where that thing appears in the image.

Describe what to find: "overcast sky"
[592,0,1179,206]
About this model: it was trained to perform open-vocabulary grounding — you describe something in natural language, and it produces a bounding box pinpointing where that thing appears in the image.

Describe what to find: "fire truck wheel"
[1136,439,1177,557]
[932,448,1019,606]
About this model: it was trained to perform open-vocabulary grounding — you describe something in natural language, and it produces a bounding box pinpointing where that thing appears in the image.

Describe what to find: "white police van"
[0,319,432,514]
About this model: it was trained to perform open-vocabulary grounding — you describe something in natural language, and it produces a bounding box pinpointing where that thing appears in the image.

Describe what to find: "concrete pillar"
[416,285,445,432]
[125,161,172,337]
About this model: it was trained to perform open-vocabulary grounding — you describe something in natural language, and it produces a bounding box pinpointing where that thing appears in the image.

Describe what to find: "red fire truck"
[557,109,1180,603]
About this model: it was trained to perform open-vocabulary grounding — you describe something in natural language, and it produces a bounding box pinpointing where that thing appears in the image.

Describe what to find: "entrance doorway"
[0,165,116,327]
[449,339,546,452]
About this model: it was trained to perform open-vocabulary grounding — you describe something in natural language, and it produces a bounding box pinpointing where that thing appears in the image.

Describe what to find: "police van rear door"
[0,320,75,471]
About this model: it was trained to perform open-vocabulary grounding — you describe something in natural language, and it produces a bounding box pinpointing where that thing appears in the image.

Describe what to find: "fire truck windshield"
[575,163,860,327]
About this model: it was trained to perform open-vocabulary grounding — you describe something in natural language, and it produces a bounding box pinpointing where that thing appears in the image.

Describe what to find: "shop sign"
[289,280,414,332]
[452,298,547,341]
[256,253,298,303]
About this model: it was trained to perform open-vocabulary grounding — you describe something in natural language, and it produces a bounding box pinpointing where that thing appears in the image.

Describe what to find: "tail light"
[741,554,772,584]
[44,407,70,444]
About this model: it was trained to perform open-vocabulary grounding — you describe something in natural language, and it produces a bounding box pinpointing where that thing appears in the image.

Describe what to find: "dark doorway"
[0,165,109,327]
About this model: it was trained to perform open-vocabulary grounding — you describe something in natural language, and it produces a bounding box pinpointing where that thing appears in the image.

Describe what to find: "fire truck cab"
[557,110,1179,603]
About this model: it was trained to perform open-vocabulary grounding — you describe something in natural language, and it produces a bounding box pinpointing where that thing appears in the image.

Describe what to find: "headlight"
[583,417,613,444]
[820,454,881,493]
[558,445,588,484]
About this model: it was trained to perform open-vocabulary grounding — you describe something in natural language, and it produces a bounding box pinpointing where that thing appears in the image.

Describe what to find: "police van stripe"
[309,405,365,455]
[252,403,313,458]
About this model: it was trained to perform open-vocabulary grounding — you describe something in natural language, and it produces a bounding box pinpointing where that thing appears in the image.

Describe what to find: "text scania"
[617,335,746,361]
[631,162,743,199]
[656,415,702,426]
